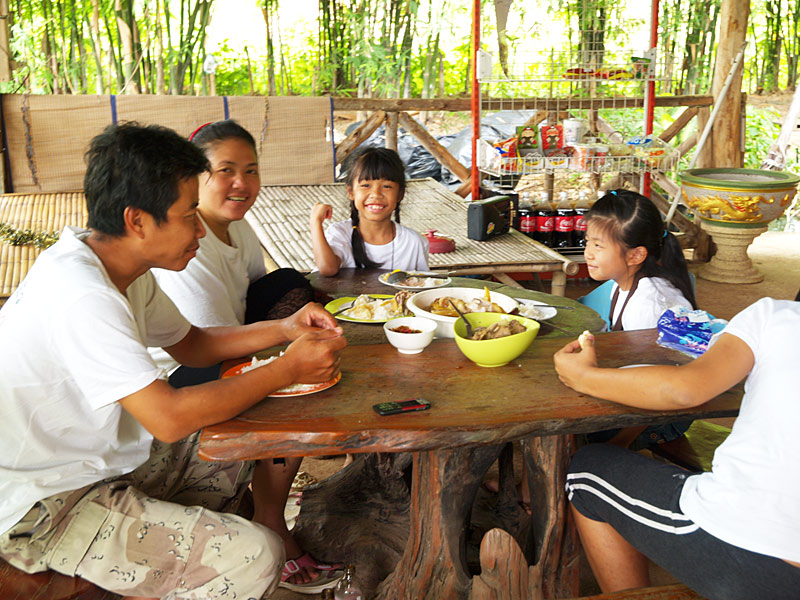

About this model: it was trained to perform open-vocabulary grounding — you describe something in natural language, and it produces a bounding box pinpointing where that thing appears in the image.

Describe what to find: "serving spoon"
[449,299,474,339]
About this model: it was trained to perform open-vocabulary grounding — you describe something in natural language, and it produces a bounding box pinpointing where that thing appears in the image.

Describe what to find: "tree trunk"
[115,0,139,93]
[494,0,513,78]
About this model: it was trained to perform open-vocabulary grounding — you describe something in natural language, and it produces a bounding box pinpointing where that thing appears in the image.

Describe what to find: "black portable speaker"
[467,195,512,241]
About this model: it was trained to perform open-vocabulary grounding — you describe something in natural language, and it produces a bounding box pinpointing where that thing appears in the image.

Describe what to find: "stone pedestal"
[698,221,768,284]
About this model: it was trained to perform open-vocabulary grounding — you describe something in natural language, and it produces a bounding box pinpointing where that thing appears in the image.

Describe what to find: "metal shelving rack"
[469,0,675,199]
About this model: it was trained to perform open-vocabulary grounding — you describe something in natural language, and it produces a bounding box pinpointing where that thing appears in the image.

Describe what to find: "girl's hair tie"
[663,230,668,239]
[189,122,212,141]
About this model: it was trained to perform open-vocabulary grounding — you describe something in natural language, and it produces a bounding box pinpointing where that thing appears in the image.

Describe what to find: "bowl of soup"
[453,312,539,367]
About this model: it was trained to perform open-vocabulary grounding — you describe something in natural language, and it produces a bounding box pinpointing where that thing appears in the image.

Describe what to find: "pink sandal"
[279,552,344,594]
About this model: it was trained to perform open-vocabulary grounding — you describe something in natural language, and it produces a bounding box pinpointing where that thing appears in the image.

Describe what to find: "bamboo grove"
[3,0,800,98]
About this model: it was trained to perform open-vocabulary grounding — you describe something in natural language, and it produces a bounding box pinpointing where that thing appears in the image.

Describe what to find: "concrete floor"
[271,230,800,599]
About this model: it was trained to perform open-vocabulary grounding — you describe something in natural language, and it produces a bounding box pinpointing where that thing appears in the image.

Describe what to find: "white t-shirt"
[610,276,691,330]
[324,219,429,271]
[0,226,191,536]
[151,218,266,372]
[679,298,800,563]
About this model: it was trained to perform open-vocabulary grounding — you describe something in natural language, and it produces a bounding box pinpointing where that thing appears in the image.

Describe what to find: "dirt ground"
[272,231,800,599]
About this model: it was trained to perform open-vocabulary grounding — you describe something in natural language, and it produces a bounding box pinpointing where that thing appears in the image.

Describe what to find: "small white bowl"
[406,287,519,339]
[383,316,437,354]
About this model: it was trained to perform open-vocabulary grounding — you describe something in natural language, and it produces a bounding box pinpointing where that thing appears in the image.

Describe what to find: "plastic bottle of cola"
[554,191,575,249]
[517,192,536,239]
[573,191,590,248]
[335,565,363,600]
[535,191,555,247]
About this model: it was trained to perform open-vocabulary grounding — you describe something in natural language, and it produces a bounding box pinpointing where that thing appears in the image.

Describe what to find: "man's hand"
[553,331,597,392]
[280,302,341,340]
[281,328,347,384]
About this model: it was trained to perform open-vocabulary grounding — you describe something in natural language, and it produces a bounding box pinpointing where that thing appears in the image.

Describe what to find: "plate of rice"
[514,298,557,321]
[324,293,408,323]
[379,271,451,290]
[222,355,342,397]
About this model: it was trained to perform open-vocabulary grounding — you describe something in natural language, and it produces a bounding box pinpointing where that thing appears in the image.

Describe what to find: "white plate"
[514,298,557,321]
[406,287,518,339]
[378,271,451,290]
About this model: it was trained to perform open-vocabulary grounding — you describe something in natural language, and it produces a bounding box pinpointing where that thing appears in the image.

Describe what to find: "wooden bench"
[0,559,119,600]
[567,583,707,599]
[651,420,732,473]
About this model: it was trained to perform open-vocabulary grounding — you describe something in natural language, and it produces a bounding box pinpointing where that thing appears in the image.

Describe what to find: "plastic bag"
[656,306,728,358]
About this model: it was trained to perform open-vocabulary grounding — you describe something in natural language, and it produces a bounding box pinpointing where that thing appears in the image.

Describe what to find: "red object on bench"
[0,559,119,600]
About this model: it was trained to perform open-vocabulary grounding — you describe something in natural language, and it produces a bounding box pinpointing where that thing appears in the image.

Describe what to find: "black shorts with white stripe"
[566,443,800,600]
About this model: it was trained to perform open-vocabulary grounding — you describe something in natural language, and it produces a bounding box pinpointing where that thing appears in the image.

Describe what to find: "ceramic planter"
[680,168,800,226]
[680,168,800,283]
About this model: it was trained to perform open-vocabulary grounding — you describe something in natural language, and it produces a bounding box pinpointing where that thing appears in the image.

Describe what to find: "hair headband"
[188,122,212,141]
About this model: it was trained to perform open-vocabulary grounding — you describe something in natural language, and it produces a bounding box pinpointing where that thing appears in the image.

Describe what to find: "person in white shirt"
[0,123,346,600]
[554,298,800,600]
[583,189,696,449]
[310,147,429,275]
[151,120,340,594]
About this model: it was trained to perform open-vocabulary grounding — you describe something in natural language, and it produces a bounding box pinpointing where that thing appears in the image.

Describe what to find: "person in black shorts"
[554,298,800,600]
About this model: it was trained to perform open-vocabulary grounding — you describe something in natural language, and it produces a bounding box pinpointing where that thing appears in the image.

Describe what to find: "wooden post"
[695,107,713,168]
[706,0,750,168]
[386,111,398,151]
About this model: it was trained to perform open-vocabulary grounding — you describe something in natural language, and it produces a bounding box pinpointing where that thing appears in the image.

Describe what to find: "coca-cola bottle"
[535,191,555,247]
[573,191,590,248]
[554,191,575,250]
[335,565,363,600]
[516,192,536,239]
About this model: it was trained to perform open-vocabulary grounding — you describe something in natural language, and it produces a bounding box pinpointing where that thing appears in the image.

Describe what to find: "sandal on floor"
[279,553,343,594]
[290,471,318,491]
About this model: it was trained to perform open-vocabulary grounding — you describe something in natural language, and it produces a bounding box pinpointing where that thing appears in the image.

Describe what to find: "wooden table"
[200,318,742,599]
[245,179,578,295]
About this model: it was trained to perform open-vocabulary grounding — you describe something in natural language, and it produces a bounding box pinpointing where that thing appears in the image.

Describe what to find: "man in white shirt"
[554,298,800,600]
[0,123,346,599]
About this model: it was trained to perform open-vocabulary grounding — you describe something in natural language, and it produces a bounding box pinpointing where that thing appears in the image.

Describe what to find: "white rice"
[239,353,322,394]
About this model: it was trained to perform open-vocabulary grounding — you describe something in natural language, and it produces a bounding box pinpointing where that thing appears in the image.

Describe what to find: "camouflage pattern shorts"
[0,432,284,599]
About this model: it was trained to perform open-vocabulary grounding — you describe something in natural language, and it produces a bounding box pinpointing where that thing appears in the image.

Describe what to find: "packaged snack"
[563,67,594,79]
[656,306,728,358]
[540,123,564,154]
[516,126,540,153]
[570,144,594,171]
[493,136,519,172]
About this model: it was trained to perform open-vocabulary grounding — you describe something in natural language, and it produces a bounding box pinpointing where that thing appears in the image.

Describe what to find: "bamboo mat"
[0,191,87,300]
[246,178,572,274]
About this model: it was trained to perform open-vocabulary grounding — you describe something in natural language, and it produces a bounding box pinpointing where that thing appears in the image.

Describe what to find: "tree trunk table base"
[697,222,768,284]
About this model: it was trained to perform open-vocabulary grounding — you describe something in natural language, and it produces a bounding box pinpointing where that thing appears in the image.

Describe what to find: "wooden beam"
[334,109,386,166]
[330,95,714,112]
[677,133,698,158]
[397,111,470,182]
[455,178,473,198]
[658,107,699,143]
[385,111,398,151]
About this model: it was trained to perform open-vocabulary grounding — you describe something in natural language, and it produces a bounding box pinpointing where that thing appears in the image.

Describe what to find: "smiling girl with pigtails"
[310,147,429,275]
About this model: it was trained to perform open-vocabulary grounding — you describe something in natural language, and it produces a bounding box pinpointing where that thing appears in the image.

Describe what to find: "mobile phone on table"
[373,398,431,416]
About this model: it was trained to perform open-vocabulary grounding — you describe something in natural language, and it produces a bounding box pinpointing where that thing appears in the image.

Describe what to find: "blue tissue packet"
[656,306,728,358]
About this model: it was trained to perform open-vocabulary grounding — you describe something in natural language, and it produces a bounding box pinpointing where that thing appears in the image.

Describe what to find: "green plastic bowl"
[453,313,540,367]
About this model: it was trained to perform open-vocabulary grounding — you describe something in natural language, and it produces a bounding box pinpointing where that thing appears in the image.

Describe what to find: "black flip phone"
[373,398,431,416]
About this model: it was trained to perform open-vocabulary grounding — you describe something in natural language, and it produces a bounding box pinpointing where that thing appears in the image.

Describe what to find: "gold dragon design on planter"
[682,190,796,223]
